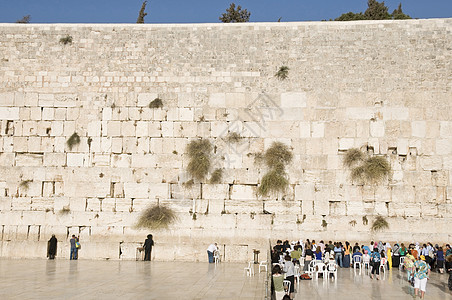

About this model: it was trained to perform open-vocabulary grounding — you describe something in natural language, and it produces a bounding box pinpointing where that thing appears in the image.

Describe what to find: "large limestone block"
[159,198,192,213]
[420,156,442,171]
[137,93,158,107]
[411,121,426,138]
[124,182,149,198]
[224,199,261,214]
[436,139,452,155]
[148,183,168,199]
[67,153,88,167]
[346,107,374,120]
[202,184,228,200]
[0,92,14,106]
[382,107,409,120]
[0,107,20,120]
[15,153,43,167]
[11,197,32,211]
[230,184,256,200]
[280,92,307,108]
[209,93,225,107]
[265,199,300,215]
[111,154,132,168]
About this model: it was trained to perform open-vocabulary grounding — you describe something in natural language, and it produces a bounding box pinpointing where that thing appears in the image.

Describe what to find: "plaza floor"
[0,259,451,299]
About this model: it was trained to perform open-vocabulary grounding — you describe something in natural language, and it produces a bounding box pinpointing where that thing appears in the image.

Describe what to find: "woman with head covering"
[404,254,416,281]
[47,234,58,259]
[392,243,400,268]
[143,234,154,261]
[386,243,392,269]
[377,241,384,253]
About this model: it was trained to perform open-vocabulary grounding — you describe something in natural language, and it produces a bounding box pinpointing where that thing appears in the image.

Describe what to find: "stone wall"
[0,19,451,261]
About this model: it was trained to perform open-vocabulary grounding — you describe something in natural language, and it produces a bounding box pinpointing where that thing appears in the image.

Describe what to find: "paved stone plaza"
[0,260,451,299]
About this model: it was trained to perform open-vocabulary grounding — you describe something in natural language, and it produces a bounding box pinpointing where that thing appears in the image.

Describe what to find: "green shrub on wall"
[136,205,177,229]
[344,148,390,185]
[258,142,293,197]
[186,139,212,182]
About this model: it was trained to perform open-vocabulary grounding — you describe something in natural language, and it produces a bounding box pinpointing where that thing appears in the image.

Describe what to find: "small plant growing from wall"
[343,148,365,167]
[321,219,328,229]
[344,148,390,185]
[59,206,71,215]
[209,168,223,184]
[149,98,163,109]
[182,179,194,189]
[258,142,293,197]
[371,215,389,232]
[59,35,73,45]
[19,180,32,191]
[225,132,242,143]
[349,220,357,227]
[186,139,212,182]
[136,204,177,229]
[275,66,289,80]
[67,132,81,150]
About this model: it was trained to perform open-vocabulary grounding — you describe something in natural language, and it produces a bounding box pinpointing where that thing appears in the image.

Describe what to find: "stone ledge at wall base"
[0,241,269,262]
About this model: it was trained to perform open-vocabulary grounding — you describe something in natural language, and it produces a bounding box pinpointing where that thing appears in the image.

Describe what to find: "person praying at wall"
[143,234,154,261]
[47,234,57,259]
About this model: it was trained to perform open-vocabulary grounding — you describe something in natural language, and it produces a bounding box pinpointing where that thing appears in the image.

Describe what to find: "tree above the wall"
[219,3,250,23]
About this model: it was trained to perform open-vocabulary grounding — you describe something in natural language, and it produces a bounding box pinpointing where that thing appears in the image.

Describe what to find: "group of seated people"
[270,239,452,299]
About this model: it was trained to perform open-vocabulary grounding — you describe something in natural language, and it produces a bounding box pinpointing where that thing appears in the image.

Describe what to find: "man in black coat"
[47,235,57,259]
[143,234,154,261]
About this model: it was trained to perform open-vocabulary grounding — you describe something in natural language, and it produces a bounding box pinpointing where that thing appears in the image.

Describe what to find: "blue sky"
[0,0,450,23]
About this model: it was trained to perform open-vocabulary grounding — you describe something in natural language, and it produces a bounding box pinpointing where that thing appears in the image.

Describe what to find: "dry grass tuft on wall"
[186,139,212,181]
[258,142,293,197]
[136,205,177,229]
[343,148,365,167]
[66,132,81,150]
[209,168,223,184]
[371,215,389,232]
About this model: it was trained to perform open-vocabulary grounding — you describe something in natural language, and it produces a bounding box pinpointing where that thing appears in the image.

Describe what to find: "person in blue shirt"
[370,250,381,280]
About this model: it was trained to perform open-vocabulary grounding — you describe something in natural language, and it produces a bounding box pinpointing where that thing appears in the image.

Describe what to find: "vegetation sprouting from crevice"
[186,139,212,182]
[371,215,389,232]
[136,205,177,229]
[275,66,289,80]
[149,98,163,108]
[344,148,390,185]
[209,168,223,184]
[258,142,293,197]
[66,132,81,150]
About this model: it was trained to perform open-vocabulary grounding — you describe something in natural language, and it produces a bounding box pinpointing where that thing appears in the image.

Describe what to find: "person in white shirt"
[207,243,218,263]
[283,254,295,299]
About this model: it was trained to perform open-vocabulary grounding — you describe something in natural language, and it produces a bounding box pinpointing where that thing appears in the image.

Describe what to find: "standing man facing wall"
[207,243,218,263]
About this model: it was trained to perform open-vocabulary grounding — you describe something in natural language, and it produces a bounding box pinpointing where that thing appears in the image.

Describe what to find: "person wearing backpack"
[370,250,381,280]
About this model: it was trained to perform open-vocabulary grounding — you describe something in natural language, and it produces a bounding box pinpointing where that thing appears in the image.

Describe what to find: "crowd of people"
[271,239,452,300]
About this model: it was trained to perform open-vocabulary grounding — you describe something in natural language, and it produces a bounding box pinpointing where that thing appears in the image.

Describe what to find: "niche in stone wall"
[110,182,124,198]
[5,120,14,136]
[41,181,63,197]
[329,201,346,216]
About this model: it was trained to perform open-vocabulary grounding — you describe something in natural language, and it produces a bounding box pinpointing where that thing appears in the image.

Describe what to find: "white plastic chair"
[327,262,338,280]
[379,258,387,275]
[259,260,267,273]
[283,280,291,295]
[214,250,221,264]
[399,256,405,270]
[244,261,254,276]
[294,265,301,288]
[353,255,362,270]
[298,257,305,270]
[362,254,371,270]
[306,260,317,277]
[315,262,327,280]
